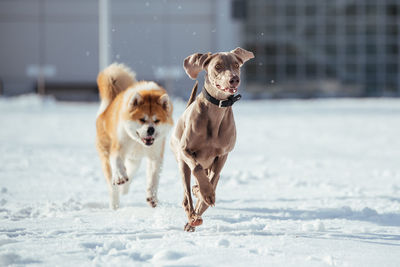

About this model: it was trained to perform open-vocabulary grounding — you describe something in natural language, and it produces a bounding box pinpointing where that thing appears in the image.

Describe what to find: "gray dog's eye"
[215,64,222,70]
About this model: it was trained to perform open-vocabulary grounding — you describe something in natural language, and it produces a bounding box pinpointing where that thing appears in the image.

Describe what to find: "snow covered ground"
[0,95,400,266]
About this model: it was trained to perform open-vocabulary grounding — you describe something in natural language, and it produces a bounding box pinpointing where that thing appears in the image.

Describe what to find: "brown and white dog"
[96,63,173,210]
[171,47,254,231]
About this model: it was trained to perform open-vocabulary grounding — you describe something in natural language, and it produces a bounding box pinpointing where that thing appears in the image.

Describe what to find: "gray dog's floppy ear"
[183,52,213,80]
[230,47,255,65]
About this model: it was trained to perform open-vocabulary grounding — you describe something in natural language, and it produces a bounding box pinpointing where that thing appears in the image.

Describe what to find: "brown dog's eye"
[154,119,160,124]
[139,118,146,123]
[234,63,240,68]
[215,64,222,70]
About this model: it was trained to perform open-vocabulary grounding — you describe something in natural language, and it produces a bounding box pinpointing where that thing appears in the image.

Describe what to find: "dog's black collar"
[202,88,242,108]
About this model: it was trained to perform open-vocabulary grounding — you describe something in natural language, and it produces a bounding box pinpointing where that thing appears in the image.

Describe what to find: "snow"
[1,95,400,266]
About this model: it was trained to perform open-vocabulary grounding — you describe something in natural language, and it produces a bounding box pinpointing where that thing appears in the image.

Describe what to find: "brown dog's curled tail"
[186,81,198,109]
[96,63,136,116]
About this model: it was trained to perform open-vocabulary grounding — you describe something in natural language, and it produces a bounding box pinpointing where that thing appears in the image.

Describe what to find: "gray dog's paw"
[192,185,200,198]
[184,223,196,232]
[199,184,215,206]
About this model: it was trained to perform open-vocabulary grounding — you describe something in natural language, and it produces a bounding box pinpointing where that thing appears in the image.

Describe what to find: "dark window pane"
[306,63,317,76]
[286,5,296,16]
[346,44,357,54]
[346,63,357,73]
[286,64,297,76]
[366,64,377,73]
[305,5,317,16]
[326,24,336,35]
[366,44,377,54]
[386,24,398,35]
[386,44,398,54]
[326,45,337,56]
[387,4,398,16]
[266,64,277,76]
[232,0,247,19]
[264,44,277,57]
[386,63,398,73]
[346,4,357,16]
[346,24,357,35]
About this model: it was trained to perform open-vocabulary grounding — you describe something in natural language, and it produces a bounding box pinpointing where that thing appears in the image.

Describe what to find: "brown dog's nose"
[229,76,240,87]
[147,126,155,136]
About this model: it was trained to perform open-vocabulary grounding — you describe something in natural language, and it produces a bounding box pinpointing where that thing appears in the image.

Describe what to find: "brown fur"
[96,63,173,209]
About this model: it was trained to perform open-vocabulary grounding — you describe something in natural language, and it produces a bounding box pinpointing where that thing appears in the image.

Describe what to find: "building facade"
[243,0,400,97]
[1,0,399,98]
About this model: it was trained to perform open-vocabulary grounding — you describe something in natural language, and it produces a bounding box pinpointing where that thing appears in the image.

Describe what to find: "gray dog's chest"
[192,107,236,166]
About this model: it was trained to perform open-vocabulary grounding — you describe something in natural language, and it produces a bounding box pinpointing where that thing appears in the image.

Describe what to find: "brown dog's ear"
[129,92,143,109]
[183,52,213,80]
[157,93,171,113]
[230,47,255,65]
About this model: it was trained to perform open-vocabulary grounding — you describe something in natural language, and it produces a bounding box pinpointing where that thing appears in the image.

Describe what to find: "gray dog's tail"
[186,81,198,109]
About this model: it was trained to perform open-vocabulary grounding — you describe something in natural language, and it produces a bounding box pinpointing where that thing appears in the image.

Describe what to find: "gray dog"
[170,47,254,231]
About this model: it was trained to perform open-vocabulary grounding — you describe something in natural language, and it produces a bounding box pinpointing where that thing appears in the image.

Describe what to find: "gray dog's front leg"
[180,146,215,207]
[195,154,228,216]
[178,160,195,219]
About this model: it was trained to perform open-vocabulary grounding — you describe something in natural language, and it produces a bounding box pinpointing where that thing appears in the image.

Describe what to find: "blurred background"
[0,0,399,100]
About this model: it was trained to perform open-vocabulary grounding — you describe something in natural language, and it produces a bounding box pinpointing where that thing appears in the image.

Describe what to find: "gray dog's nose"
[147,126,155,136]
[229,76,240,87]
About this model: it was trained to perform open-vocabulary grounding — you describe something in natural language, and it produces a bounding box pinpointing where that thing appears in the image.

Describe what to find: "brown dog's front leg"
[195,155,228,216]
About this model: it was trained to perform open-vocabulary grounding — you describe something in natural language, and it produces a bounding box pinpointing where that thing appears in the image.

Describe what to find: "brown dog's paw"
[146,197,157,208]
[112,174,129,186]
[184,223,196,232]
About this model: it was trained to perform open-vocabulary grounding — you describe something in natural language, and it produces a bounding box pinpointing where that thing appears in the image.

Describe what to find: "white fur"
[96,100,109,117]
[107,63,137,81]
[107,116,172,209]
[158,94,171,112]
[132,81,159,92]
[128,92,143,108]
[123,82,164,106]
[121,158,141,195]
[97,64,172,209]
